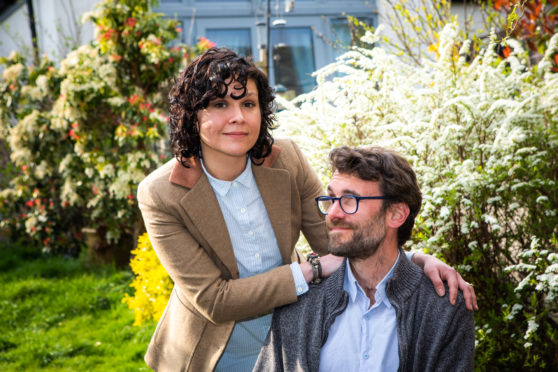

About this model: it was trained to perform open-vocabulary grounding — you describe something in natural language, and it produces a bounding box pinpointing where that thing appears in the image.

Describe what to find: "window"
[206,28,252,57]
[271,27,315,95]
[330,17,374,59]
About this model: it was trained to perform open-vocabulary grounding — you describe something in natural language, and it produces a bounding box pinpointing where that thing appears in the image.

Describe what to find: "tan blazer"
[138,138,329,371]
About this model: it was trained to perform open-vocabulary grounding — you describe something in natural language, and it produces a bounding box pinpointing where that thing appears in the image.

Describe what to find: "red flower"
[127,17,137,28]
[176,27,182,33]
[26,200,34,207]
[72,122,79,129]
[128,194,134,200]
[21,165,29,171]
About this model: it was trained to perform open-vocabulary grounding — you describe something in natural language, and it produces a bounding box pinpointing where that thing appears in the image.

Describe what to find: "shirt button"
[255,253,260,258]
[248,230,254,236]
[232,182,238,187]
[240,207,246,213]
[363,352,370,360]
[364,314,371,320]
[297,286,303,293]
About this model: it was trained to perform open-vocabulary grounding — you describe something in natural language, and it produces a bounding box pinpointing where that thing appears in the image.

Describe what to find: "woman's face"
[197,78,261,164]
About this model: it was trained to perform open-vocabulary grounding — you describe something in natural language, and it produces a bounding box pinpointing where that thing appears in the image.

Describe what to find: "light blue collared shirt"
[201,159,308,372]
[319,252,400,372]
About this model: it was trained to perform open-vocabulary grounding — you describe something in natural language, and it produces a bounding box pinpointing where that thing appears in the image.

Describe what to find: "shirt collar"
[200,157,254,196]
[344,251,400,309]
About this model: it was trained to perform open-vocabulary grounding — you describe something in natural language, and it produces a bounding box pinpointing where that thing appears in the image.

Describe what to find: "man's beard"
[327,211,386,260]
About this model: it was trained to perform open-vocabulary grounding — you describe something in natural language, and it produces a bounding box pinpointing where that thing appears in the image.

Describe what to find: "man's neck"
[349,240,399,305]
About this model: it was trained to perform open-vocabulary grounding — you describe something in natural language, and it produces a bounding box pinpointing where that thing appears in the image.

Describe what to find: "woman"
[138,48,476,371]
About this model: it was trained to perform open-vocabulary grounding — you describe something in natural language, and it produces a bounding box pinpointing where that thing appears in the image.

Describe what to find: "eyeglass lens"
[318,195,358,214]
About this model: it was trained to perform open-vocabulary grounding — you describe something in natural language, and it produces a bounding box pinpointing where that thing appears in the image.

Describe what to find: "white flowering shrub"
[0,0,211,256]
[276,25,558,370]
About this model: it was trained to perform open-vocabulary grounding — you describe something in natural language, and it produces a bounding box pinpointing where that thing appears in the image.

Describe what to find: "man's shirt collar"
[344,251,400,309]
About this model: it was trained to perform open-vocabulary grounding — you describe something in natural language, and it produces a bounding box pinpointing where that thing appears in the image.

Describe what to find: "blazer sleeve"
[138,177,299,324]
[286,139,329,256]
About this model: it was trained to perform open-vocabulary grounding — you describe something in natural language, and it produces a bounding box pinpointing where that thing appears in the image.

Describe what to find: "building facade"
[1,0,377,95]
[154,0,377,95]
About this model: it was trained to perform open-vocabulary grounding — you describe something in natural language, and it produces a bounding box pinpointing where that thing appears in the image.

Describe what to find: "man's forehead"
[328,171,379,194]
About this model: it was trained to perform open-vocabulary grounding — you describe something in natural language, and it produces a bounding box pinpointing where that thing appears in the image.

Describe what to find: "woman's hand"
[301,254,344,283]
[412,252,478,311]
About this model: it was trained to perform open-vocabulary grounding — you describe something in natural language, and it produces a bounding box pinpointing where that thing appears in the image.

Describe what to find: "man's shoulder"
[412,272,471,318]
[277,264,347,322]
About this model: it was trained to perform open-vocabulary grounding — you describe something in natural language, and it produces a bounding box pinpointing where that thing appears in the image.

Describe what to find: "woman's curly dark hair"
[168,47,276,167]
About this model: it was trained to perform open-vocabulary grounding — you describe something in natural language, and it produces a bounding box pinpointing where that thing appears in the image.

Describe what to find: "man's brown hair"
[329,146,422,246]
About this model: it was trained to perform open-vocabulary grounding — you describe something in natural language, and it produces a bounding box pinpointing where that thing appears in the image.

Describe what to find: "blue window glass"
[206,28,252,57]
[271,27,315,95]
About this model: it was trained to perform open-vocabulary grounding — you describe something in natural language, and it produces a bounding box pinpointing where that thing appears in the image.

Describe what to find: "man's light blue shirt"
[319,252,400,372]
[201,159,308,372]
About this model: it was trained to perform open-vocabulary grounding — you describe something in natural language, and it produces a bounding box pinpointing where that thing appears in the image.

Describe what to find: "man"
[253,146,475,372]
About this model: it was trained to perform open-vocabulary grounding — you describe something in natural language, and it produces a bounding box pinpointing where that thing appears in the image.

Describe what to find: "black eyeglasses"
[315,194,392,215]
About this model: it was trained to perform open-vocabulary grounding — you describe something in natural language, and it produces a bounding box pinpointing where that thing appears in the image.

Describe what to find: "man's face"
[326,171,387,260]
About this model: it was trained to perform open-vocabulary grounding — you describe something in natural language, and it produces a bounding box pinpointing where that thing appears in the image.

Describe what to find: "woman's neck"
[201,152,248,181]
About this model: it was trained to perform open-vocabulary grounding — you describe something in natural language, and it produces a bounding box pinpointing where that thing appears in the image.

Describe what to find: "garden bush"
[0,0,210,256]
[122,233,172,326]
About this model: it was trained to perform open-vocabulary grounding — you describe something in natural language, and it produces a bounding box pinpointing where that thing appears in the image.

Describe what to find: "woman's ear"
[387,203,410,228]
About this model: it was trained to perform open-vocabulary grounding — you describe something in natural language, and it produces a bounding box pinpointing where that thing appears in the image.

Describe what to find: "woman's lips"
[224,132,248,138]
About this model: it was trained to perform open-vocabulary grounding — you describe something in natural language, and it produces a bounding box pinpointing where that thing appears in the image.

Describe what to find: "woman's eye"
[213,101,226,108]
[243,101,256,108]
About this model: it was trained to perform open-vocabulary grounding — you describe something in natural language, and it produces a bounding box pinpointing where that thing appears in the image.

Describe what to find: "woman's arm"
[138,180,299,324]
[412,252,478,311]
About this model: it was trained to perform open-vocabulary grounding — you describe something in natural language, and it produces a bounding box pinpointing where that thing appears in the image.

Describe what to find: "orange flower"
[198,37,216,49]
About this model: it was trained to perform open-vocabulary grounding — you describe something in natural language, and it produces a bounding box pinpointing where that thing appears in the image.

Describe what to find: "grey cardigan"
[253,250,475,372]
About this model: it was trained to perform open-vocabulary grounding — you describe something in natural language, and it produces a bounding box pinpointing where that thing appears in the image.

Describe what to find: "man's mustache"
[326,220,355,230]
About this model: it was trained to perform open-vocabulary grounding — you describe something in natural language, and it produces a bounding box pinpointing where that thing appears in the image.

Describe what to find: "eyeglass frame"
[315,194,393,215]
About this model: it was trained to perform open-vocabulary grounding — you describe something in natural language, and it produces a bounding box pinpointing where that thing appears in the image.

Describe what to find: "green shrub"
[274,25,557,370]
[0,0,210,255]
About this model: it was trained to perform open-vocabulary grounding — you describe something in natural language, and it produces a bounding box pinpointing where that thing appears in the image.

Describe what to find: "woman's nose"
[228,104,244,124]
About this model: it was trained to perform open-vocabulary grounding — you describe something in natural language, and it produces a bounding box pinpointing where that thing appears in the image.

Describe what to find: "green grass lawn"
[0,242,156,371]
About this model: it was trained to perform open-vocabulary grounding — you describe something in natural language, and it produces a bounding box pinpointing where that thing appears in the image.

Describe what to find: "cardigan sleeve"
[433,298,475,372]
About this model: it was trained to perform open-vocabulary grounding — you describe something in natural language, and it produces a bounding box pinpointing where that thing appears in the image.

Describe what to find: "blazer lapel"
[179,175,239,278]
[169,144,285,276]
[252,164,292,264]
